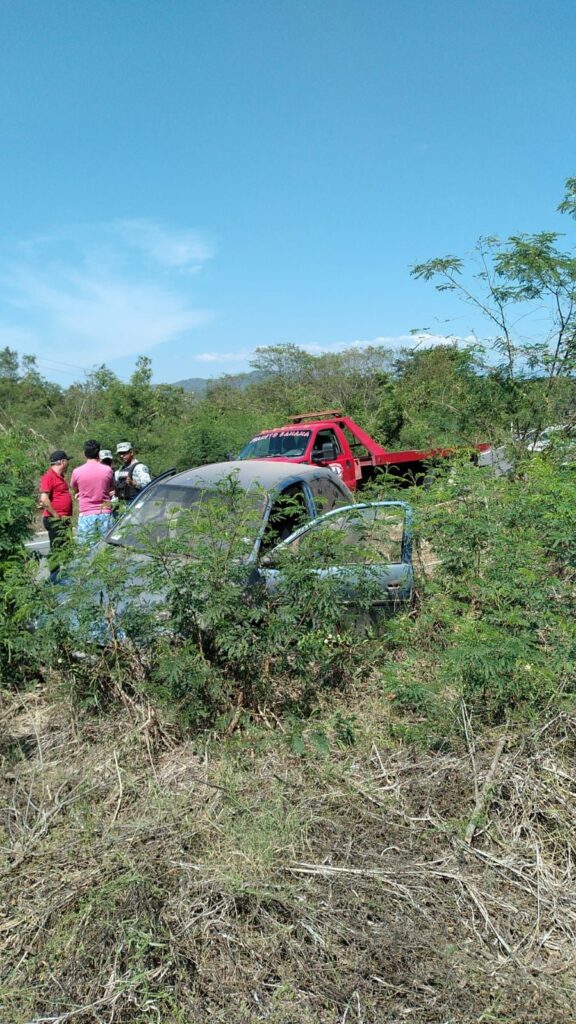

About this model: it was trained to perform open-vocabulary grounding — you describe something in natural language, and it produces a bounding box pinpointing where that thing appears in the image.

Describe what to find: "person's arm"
[39,491,57,517]
[132,463,151,489]
[39,472,58,517]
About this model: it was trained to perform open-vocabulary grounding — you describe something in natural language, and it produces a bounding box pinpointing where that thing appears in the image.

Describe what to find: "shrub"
[0,430,40,563]
[41,482,381,728]
[0,431,50,686]
[410,452,576,722]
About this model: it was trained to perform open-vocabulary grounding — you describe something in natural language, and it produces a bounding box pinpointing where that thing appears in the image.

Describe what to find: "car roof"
[161,459,354,495]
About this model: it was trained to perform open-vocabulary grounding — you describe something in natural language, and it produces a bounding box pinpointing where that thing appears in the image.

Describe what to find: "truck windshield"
[238,430,312,460]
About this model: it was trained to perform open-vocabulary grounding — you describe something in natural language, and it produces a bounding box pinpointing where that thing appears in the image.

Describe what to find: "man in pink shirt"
[71,439,115,545]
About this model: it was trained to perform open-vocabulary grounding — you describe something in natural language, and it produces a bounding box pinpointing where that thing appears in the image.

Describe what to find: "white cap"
[116,442,132,454]
[99,449,113,461]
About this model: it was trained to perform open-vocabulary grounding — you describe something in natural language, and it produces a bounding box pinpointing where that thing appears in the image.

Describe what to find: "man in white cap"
[115,442,152,504]
[99,448,114,467]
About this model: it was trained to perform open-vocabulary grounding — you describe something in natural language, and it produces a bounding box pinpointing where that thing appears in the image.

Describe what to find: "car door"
[259,500,414,610]
[309,428,354,486]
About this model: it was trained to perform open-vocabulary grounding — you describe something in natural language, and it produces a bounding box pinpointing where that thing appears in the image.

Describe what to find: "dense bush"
[0,431,50,686]
[403,452,576,722]
[2,439,575,729]
[18,448,570,733]
[0,430,41,562]
[37,483,381,729]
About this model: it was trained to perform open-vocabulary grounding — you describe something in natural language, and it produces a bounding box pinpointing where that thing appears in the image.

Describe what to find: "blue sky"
[1,0,574,385]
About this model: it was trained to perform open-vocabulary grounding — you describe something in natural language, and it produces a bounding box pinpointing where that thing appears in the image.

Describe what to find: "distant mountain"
[172,370,264,393]
[170,376,210,394]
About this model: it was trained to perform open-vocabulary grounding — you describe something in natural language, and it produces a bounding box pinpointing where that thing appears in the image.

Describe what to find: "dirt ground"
[1,688,575,1023]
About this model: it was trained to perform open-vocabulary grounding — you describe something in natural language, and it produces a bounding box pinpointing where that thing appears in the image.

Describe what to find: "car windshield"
[106,482,267,551]
[238,430,312,459]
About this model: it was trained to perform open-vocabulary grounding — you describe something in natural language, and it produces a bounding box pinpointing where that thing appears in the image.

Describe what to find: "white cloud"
[0,220,214,368]
[195,349,253,364]
[112,219,214,271]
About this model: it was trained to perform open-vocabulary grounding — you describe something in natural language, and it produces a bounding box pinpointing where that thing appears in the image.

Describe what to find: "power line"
[34,356,91,371]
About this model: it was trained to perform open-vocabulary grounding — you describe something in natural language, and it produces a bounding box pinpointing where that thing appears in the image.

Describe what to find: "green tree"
[392,343,507,446]
[249,343,400,441]
[411,177,576,436]
[0,346,19,382]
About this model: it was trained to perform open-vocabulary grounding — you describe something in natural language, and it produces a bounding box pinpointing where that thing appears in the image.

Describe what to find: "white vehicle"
[477,424,573,476]
[523,425,569,453]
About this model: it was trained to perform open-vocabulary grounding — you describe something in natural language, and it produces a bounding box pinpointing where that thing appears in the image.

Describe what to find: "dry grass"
[1,686,575,1023]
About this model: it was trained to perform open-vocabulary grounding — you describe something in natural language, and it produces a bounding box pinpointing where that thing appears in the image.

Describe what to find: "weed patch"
[2,689,576,1022]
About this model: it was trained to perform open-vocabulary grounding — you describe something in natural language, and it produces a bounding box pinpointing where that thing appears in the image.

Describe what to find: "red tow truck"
[237,410,489,491]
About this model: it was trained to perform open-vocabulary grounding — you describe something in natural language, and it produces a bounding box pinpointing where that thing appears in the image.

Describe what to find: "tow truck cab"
[237,410,455,490]
[237,412,376,489]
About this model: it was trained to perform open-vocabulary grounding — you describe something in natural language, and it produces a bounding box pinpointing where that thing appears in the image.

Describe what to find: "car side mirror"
[313,441,337,462]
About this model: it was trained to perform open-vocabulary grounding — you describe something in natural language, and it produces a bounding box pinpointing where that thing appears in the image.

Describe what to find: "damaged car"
[51,461,414,644]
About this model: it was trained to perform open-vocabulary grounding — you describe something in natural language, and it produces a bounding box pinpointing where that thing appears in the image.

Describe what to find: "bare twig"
[109,750,123,827]
[464,732,507,845]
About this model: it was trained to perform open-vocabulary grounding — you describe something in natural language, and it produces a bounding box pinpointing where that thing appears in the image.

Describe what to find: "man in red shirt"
[39,450,73,582]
